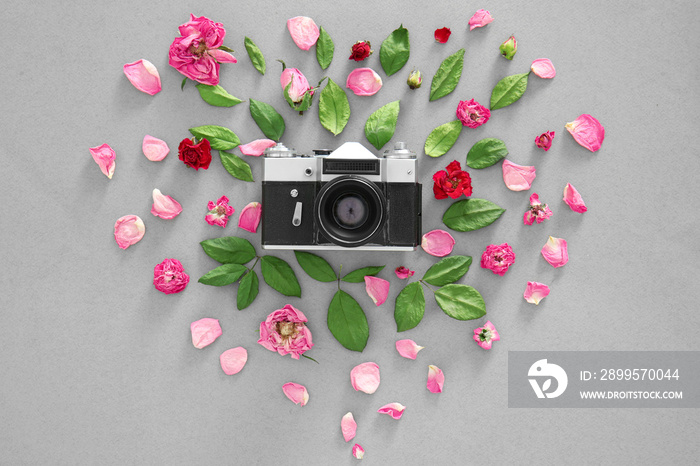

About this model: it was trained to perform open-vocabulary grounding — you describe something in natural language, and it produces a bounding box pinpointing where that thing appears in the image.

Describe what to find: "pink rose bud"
[341,412,357,442]
[364,276,390,306]
[563,183,587,213]
[220,347,248,375]
[287,16,320,50]
[541,236,569,268]
[239,139,277,157]
[114,215,145,250]
[123,59,161,95]
[90,143,116,179]
[469,9,494,30]
[502,159,536,191]
[238,202,262,233]
[377,402,406,420]
[153,258,190,294]
[190,318,222,349]
[346,68,383,96]
[531,58,556,79]
[395,339,424,359]
[421,229,455,257]
[352,444,365,460]
[473,321,500,350]
[394,266,415,279]
[350,362,380,394]
[407,69,422,90]
[499,35,517,60]
[565,114,605,152]
[427,365,445,393]
[282,382,309,406]
[280,67,313,104]
[535,131,555,151]
[142,135,169,161]
[151,188,183,220]
[524,281,550,305]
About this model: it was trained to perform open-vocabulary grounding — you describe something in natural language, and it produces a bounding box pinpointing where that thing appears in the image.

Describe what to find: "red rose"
[434,27,451,44]
[349,41,372,61]
[432,160,473,199]
[178,137,212,170]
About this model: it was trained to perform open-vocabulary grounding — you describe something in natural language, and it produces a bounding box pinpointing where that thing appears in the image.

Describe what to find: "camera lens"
[333,194,368,229]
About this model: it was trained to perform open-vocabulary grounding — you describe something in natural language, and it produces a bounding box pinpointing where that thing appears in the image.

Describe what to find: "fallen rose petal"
[395,339,424,359]
[434,27,451,43]
[239,139,277,156]
[377,403,405,419]
[123,59,161,95]
[238,202,262,233]
[524,281,550,305]
[220,347,248,375]
[90,143,116,179]
[531,58,556,79]
[151,188,183,219]
[142,135,169,161]
[352,444,365,460]
[421,229,455,257]
[541,236,569,268]
[351,362,380,394]
[565,114,605,152]
[282,382,309,406]
[502,159,536,191]
[287,16,319,50]
[114,215,145,249]
[468,9,494,30]
[190,318,222,348]
[364,276,389,306]
[427,365,445,393]
[563,183,588,213]
[394,266,415,280]
[346,68,383,96]
[341,412,357,442]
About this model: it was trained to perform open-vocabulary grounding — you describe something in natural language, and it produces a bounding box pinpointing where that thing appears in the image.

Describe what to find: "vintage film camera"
[261,141,422,251]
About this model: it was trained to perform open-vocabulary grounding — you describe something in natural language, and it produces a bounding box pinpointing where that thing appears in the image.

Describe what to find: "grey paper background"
[1,0,699,464]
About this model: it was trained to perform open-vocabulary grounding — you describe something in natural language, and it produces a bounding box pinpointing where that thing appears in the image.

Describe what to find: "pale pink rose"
[469,9,494,30]
[239,139,276,156]
[142,135,169,161]
[352,444,365,460]
[123,59,161,95]
[238,202,262,233]
[281,67,313,104]
[473,321,500,350]
[502,159,536,191]
[395,339,424,360]
[364,276,389,306]
[427,365,445,393]
[287,16,320,50]
[153,258,190,294]
[377,402,405,419]
[114,215,145,250]
[541,236,568,268]
[523,193,553,225]
[480,243,515,276]
[394,266,415,279]
[341,412,357,442]
[565,114,605,152]
[151,189,183,220]
[421,229,455,257]
[524,281,550,305]
[351,362,380,394]
[90,143,116,179]
[563,183,587,213]
[190,318,222,348]
[531,58,556,79]
[220,347,248,375]
[346,68,383,96]
[258,304,313,359]
[282,382,309,406]
[205,195,235,227]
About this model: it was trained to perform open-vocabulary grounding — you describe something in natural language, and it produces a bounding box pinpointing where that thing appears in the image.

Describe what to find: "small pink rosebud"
[407,69,422,90]
[281,67,313,104]
[434,27,451,43]
[541,236,568,268]
[469,9,494,30]
[421,229,455,257]
[394,266,415,280]
[341,412,357,442]
[563,183,587,213]
[523,193,553,225]
[346,68,383,96]
[524,281,550,305]
[565,114,605,152]
[123,59,161,95]
[352,444,365,460]
[535,131,555,151]
[142,135,169,161]
[473,321,500,350]
[239,139,277,157]
[151,188,183,220]
[350,362,380,394]
[90,143,116,179]
[282,382,309,406]
[377,402,405,419]
[531,58,556,79]
[220,347,248,375]
[114,215,145,250]
[499,35,517,60]
[427,365,445,393]
[364,276,390,306]
[238,202,262,233]
[287,16,320,50]
[190,318,222,349]
[502,159,536,191]
[396,339,424,359]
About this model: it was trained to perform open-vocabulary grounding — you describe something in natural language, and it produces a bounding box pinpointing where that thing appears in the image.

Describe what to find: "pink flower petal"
[531,58,556,79]
[238,202,262,233]
[394,266,415,279]
[563,183,588,213]
[377,402,405,419]
[502,159,536,191]
[142,135,169,161]
[90,143,116,179]
[468,9,494,30]
[421,229,455,257]
[239,139,277,156]
[565,114,605,152]
[151,188,183,219]
[541,236,569,268]
[352,444,365,460]
[282,382,309,406]
[341,412,357,442]
[351,362,380,394]
[395,339,424,359]
[123,59,161,95]
[114,215,145,249]
[364,276,389,306]
[208,48,237,64]
[524,281,550,305]
[220,347,248,375]
[287,16,320,50]
[346,68,383,96]
[427,365,445,393]
[190,318,222,348]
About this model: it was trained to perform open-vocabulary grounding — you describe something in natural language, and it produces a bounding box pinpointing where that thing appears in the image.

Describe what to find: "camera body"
[261,141,422,251]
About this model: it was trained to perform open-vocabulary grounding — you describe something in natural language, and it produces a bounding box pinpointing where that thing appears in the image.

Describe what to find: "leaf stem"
[419,279,436,293]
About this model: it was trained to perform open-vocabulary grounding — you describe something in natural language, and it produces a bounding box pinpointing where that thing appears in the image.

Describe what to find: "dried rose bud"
[349,41,372,61]
[499,35,517,60]
[535,131,555,151]
[407,69,422,89]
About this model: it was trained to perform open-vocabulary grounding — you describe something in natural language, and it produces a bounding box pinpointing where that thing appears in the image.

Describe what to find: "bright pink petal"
[208,48,237,63]
[563,183,588,213]
[341,412,357,442]
[377,403,405,419]
[239,139,277,156]
[238,202,262,233]
[364,276,389,306]
[220,347,248,375]
[282,382,309,406]
[142,135,169,161]
[90,143,116,179]
[502,159,536,191]
[565,114,605,152]
[531,58,556,79]
[123,59,161,95]
[541,236,569,268]
[190,318,222,348]
[395,339,424,360]
[421,229,455,257]
[351,362,380,394]
[151,188,183,219]
[114,215,145,249]
[352,444,365,459]
[427,365,445,393]
[394,266,415,279]
[346,68,383,96]
[287,16,320,50]
[468,9,494,30]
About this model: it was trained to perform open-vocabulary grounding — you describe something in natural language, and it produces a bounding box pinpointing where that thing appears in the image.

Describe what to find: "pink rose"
[394,266,415,280]
[153,258,190,294]
[523,193,553,225]
[456,99,490,128]
[480,243,515,276]
[473,321,500,350]
[257,304,313,359]
[281,67,313,104]
[205,195,235,228]
[535,131,555,151]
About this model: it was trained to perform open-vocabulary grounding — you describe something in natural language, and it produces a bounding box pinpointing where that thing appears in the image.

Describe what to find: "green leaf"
[380,25,410,76]
[341,266,385,283]
[442,198,506,232]
[394,282,425,332]
[434,284,486,320]
[219,151,253,182]
[260,255,301,297]
[429,48,465,102]
[294,251,337,282]
[328,290,369,352]
[490,72,529,110]
[424,120,462,157]
[195,84,243,107]
[421,255,473,287]
[249,99,285,141]
[198,263,248,286]
[200,237,256,264]
[244,37,266,75]
[189,125,240,150]
[181,77,187,91]
[237,270,259,310]
[365,100,399,150]
[318,78,350,136]
[466,138,509,169]
[316,26,334,70]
